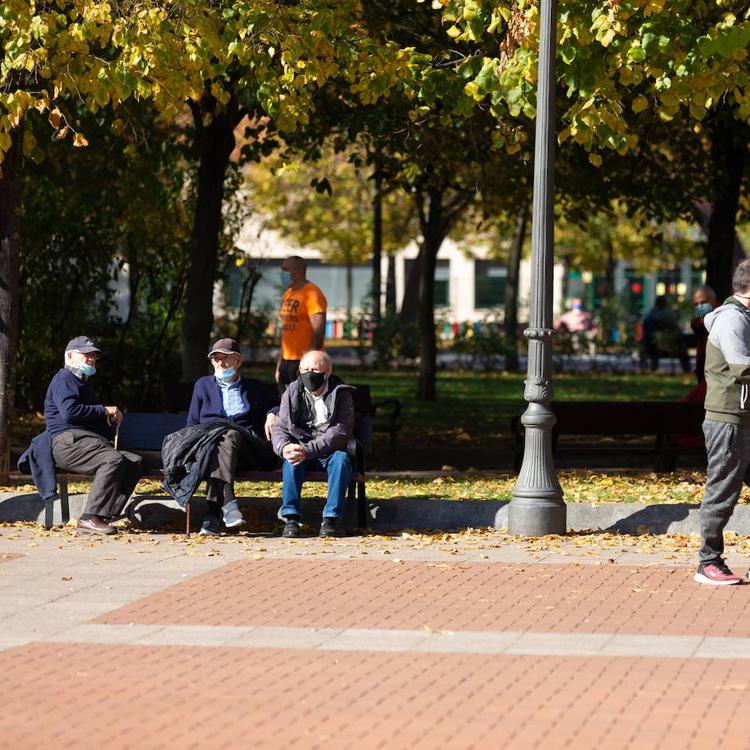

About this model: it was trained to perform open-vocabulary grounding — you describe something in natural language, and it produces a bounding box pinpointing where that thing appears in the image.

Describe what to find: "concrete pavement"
[1,523,750,749]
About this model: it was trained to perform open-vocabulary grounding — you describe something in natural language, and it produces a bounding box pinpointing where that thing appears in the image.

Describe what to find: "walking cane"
[114,418,121,450]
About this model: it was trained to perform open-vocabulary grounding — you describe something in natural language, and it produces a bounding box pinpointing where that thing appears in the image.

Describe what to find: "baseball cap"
[208,338,241,357]
[65,336,102,354]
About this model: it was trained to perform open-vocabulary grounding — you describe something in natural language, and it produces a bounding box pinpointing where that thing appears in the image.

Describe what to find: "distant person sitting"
[276,256,327,393]
[642,295,690,373]
[690,285,719,383]
[554,298,596,333]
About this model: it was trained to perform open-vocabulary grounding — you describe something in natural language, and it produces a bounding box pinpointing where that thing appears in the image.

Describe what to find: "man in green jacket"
[695,259,750,585]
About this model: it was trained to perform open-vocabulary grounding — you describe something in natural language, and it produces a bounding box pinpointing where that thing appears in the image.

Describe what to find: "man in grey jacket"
[271,350,354,538]
[695,259,750,585]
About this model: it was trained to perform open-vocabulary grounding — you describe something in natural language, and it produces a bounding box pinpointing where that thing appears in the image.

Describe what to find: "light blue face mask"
[281,271,292,287]
[694,302,713,318]
[78,362,96,377]
[218,368,236,381]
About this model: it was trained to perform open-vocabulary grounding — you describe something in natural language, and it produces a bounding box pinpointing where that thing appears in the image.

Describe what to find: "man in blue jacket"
[187,338,278,535]
[46,336,142,535]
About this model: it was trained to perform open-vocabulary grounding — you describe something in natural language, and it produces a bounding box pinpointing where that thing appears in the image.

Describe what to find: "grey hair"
[301,350,331,368]
[733,259,750,294]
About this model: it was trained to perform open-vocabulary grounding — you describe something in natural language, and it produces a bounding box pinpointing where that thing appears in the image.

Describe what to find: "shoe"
[222,501,246,529]
[199,514,221,536]
[694,561,742,585]
[282,517,302,538]
[76,517,117,535]
[319,517,340,538]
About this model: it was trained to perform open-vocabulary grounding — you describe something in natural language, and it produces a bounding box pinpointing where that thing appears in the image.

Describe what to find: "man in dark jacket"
[45,336,142,535]
[694,260,750,585]
[272,349,354,538]
[188,337,277,535]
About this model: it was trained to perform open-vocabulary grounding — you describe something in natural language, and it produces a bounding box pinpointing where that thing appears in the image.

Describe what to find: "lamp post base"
[507,495,566,536]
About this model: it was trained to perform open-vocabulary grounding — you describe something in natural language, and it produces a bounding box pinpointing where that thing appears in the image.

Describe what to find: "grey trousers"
[205,430,261,484]
[52,429,143,518]
[699,420,750,564]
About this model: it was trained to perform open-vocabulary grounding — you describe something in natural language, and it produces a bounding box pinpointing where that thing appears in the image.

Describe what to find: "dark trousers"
[205,430,266,484]
[52,429,143,518]
[699,420,750,564]
[278,359,301,394]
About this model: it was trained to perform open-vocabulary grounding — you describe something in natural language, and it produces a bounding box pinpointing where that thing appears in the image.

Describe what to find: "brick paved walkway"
[2,526,750,749]
[2,644,750,750]
[96,559,750,637]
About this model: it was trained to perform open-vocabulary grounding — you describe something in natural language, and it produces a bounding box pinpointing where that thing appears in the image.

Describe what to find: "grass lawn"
[245,366,697,447]
[5,469,734,505]
[12,367,696,449]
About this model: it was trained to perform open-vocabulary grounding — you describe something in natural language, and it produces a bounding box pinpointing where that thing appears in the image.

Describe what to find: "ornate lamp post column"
[508,0,566,536]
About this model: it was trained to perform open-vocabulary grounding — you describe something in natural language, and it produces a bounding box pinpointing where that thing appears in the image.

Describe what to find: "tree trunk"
[180,94,241,381]
[416,189,444,402]
[504,203,529,373]
[399,249,422,323]
[604,240,615,298]
[705,112,748,301]
[385,253,396,313]
[371,151,382,323]
[0,124,23,482]
[346,252,353,326]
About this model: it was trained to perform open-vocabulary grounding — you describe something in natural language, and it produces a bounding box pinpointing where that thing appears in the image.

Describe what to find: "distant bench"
[512,400,705,472]
[52,385,376,534]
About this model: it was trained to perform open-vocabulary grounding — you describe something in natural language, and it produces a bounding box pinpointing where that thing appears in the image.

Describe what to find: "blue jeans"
[280,450,352,519]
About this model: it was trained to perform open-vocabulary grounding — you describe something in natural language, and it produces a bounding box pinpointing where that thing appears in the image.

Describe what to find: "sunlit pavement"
[1,523,748,750]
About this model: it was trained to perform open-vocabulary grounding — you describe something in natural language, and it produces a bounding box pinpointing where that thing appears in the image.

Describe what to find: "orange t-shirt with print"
[279,282,327,360]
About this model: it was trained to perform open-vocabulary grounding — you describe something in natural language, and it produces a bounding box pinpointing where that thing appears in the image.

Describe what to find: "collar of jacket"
[288,376,352,428]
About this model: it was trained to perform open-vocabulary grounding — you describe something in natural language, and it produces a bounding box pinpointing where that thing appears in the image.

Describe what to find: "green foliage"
[17,104,194,410]
[449,318,521,370]
[555,204,703,272]
[245,145,416,266]
[362,309,421,369]
[439,0,750,159]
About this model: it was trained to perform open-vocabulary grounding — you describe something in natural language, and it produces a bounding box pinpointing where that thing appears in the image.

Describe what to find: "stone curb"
[2,491,750,535]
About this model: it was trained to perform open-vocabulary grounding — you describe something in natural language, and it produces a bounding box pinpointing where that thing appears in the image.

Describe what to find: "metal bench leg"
[60,480,70,526]
[185,501,191,537]
[357,480,367,530]
[44,497,54,530]
[345,481,356,533]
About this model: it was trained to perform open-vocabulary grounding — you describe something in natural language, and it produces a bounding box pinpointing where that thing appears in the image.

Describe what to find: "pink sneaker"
[694,561,742,586]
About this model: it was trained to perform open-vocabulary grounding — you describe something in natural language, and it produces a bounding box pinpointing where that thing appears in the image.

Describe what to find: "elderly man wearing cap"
[186,337,278,535]
[44,336,143,534]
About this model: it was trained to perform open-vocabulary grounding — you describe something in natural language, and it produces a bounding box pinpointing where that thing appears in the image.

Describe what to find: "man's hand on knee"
[282,443,307,465]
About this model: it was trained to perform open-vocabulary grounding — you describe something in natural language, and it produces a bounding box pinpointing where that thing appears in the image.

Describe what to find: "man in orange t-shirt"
[276,256,327,391]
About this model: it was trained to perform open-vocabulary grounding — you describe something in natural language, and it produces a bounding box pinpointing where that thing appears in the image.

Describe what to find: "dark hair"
[732,260,750,294]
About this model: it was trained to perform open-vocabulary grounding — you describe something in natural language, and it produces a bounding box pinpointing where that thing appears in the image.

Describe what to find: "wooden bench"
[512,400,705,472]
[161,380,402,465]
[54,395,371,534]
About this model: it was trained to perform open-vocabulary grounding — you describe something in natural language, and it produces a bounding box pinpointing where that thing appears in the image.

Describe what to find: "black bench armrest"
[347,438,366,475]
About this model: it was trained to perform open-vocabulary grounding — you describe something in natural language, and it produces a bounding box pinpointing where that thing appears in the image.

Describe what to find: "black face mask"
[300,370,327,392]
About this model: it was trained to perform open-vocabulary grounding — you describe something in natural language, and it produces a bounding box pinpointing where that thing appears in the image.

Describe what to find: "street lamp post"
[508,0,566,536]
